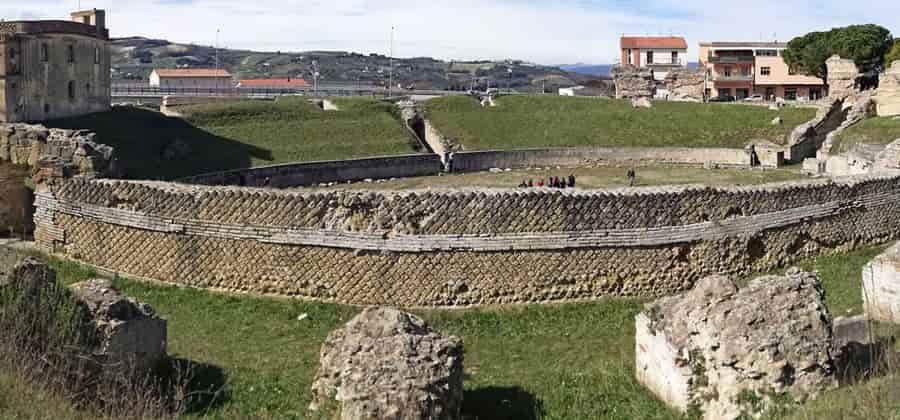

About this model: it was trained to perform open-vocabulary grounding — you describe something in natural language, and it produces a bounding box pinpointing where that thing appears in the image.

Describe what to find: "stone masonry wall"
[31,174,900,308]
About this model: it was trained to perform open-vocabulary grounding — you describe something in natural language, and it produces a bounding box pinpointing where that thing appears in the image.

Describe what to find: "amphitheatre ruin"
[2,11,900,420]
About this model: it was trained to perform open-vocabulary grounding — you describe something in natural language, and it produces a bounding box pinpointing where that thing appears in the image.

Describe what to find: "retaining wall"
[450,147,751,172]
[179,154,442,188]
[33,174,900,307]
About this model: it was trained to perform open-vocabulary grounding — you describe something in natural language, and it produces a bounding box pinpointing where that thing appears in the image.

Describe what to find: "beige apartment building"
[0,9,111,123]
[699,42,824,101]
[150,69,233,89]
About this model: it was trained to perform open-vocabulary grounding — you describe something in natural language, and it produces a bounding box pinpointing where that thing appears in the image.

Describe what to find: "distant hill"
[111,37,581,91]
[559,63,701,77]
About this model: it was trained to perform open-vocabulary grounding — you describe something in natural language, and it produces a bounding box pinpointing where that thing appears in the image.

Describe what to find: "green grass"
[0,244,898,419]
[45,98,419,180]
[425,95,816,151]
[832,116,900,153]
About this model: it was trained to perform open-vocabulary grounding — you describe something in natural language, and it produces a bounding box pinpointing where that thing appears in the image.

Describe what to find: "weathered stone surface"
[612,65,655,99]
[69,279,167,371]
[310,307,464,420]
[636,270,836,420]
[863,242,900,324]
[787,98,846,161]
[663,69,705,102]
[0,257,57,292]
[826,55,859,99]
[0,123,115,187]
[874,60,900,117]
[631,97,653,109]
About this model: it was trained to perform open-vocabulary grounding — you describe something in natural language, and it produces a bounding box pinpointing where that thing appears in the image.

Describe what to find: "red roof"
[237,78,311,88]
[620,36,688,50]
[152,68,232,78]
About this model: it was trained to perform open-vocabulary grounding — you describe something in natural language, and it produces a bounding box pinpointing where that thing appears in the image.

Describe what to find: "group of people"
[519,175,577,189]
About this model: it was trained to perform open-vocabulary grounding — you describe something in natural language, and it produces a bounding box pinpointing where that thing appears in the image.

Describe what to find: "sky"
[1,0,898,65]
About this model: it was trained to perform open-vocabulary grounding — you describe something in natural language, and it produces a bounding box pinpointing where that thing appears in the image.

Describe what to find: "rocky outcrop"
[663,69,705,102]
[611,65,655,99]
[310,307,464,420]
[874,60,900,117]
[70,279,168,372]
[826,55,859,99]
[636,270,836,420]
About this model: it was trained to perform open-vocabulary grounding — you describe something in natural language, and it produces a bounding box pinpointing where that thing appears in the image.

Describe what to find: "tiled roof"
[620,36,688,49]
[237,78,311,88]
[152,69,232,78]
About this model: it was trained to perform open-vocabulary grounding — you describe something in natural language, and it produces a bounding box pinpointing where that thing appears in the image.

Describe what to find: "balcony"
[707,55,755,64]
[713,74,754,82]
[645,58,683,66]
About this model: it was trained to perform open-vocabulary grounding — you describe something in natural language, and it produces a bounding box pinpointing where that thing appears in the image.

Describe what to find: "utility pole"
[507,67,513,94]
[388,26,394,98]
[312,60,319,96]
[214,29,220,93]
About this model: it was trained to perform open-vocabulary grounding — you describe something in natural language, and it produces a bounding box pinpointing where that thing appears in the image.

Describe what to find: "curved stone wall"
[34,174,900,307]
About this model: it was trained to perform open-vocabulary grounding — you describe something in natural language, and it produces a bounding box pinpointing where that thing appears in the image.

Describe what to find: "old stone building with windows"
[0,9,111,123]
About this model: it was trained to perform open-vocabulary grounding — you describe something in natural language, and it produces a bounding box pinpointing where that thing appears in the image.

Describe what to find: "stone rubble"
[636,269,837,420]
[310,307,464,420]
[611,65,656,99]
[663,69,705,102]
[69,279,168,371]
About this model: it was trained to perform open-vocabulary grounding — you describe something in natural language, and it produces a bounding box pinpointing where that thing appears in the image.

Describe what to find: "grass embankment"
[45,98,419,180]
[425,95,816,151]
[0,244,898,420]
[324,166,802,191]
[832,116,900,153]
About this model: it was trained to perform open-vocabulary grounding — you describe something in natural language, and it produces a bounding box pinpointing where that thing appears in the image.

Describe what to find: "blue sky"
[1,0,897,64]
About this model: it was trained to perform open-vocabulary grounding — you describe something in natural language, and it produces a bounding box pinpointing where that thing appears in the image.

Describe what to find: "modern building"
[149,69,233,89]
[699,42,825,101]
[619,36,689,81]
[236,78,310,89]
[0,9,111,123]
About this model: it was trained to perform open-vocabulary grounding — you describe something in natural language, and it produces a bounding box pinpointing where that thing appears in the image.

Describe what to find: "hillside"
[424,95,817,151]
[111,37,584,91]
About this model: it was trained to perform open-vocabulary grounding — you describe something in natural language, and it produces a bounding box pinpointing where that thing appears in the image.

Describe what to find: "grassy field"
[832,116,900,153]
[319,166,803,191]
[424,96,816,151]
[45,98,420,180]
[0,244,897,420]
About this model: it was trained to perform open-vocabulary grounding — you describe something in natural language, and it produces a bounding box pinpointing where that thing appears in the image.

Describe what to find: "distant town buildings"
[699,42,825,101]
[236,78,310,89]
[0,9,111,123]
[149,68,233,89]
[619,36,688,81]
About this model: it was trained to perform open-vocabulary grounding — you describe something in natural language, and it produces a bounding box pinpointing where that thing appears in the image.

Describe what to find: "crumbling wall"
[31,173,900,307]
[874,60,900,117]
[826,55,860,99]
[663,69,705,102]
[611,66,655,99]
[636,270,836,419]
[786,99,848,162]
[0,163,32,234]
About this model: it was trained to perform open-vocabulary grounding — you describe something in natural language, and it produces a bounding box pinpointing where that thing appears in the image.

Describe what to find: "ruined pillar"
[874,60,900,117]
[826,55,860,99]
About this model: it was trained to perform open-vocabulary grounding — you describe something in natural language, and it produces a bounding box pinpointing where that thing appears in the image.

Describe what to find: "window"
[724,66,733,77]
[44,104,50,114]
[626,49,632,65]
[647,51,654,64]
[671,51,678,64]
[756,50,777,57]
[760,66,771,76]
[67,45,75,63]
[68,81,75,100]
[85,82,91,93]
[41,43,48,62]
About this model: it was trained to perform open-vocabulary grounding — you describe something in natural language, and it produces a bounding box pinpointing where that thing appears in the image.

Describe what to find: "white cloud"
[0,0,897,64]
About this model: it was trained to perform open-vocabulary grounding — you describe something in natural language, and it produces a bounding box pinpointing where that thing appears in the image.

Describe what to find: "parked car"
[743,94,765,102]
[709,95,736,103]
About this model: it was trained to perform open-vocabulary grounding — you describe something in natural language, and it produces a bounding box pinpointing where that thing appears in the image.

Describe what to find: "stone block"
[863,243,900,324]
[826,55,859,99]
[310,307,464,420]
[636,270,836,420]
[874,60,900,117]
